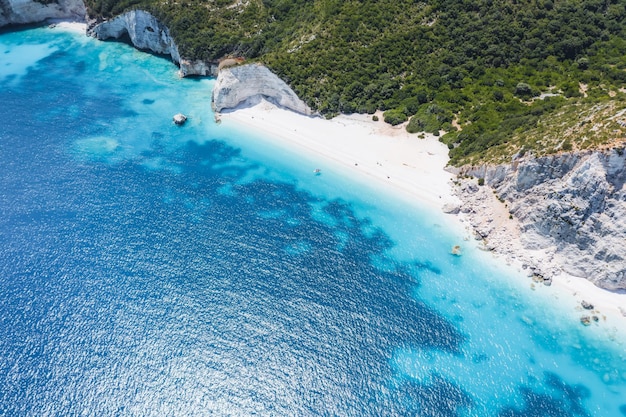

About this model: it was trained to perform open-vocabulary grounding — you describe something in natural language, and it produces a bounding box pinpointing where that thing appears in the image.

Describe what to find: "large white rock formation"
[213,63,311,115]
[453,149,626,291]
[0,0,86,27]
[178,58,217,77]
[88,11,179,61]
[88,10,217,76]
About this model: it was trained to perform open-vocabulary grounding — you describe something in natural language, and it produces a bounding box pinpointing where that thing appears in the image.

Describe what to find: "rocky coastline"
[448,149,626,292]
[86,10,218,77]
[2,0,625,295]
[1,0,307,115]
[0,0,85,27]
[87,10,308,114]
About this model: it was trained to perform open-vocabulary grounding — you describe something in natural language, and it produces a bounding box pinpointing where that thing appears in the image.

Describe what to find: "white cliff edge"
[0,0,86,27]
[87,10,216,76]
[449,149,626,292]
[87,13,310,113]
[212,63,311,115]
[2,4,309,114]
[88,11,180,65]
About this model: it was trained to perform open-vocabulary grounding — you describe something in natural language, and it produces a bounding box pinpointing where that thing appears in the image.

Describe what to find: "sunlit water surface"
[1,26,626,417]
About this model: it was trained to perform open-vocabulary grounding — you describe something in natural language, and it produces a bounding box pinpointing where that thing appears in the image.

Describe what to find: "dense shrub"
[383,110,408,126]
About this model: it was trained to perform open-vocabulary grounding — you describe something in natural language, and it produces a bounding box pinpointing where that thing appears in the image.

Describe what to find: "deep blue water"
[1,26,626,416]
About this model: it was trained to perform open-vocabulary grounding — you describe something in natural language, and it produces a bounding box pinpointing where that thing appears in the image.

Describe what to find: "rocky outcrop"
[88,10,217,76]
[0,0,86,27]
[452,149,626,291]
[3,3,306,107]
[212,63,312,115]
[178,58,217,77]
[88,10,180,62]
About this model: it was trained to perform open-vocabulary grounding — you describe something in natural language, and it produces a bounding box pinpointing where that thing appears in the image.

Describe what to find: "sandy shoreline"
[42,20,626,335]
[221,100,461,210]
[48,20,87,33]
[219,99,626,336]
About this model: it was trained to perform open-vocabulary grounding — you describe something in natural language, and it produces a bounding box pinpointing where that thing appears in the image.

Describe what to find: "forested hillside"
[84,0,626,165]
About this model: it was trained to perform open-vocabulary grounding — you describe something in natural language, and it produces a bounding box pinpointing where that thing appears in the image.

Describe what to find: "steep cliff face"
[213,64,311,115]
[88,10,217,76]
[178,58,217,77]
[455,149,626,291]
[0,0,85,27]
[88,11,180,62]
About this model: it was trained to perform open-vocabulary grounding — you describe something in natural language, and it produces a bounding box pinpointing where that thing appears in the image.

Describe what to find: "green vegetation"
[477,97,626,165]
[84,0,626,165]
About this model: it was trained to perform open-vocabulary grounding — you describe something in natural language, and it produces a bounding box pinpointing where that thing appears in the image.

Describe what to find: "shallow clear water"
[1,26,625,416]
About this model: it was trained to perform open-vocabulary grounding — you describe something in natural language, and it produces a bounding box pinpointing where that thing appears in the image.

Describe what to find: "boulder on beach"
[173,113,187,125]
[442,202,461,214]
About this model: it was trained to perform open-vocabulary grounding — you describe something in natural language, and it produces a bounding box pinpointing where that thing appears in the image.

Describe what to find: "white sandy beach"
[49,20,87,33]
[220,99,626,336]
[44,19,626,335]
[221,100,459,209]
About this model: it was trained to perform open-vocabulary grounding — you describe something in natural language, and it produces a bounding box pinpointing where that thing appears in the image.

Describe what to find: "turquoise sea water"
[1,26,626,416]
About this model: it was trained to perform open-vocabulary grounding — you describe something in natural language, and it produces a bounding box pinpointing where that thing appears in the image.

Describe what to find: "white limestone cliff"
[88,11,180,62]
[89,13,312,116]
[213,63,311,115]
[178,58,217,77]
[451,149,626,291]
[3,4,305,107]
[87,12,311,109]
[87,10,217,76]
[0,0,85,27]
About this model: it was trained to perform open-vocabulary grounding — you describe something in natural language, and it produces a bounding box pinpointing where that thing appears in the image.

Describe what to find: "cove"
[0,26,625,417]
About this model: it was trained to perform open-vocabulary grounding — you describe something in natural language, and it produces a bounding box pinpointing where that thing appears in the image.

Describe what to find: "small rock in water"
[581,300,594,310]
[173,113,187,125]
[580,315,592,326]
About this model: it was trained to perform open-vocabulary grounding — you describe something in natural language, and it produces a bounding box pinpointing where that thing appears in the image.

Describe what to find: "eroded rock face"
[456,150,626,291]
[88,10,217,76]
[88,10,180,62]
[213,63,311,115]
[0,0,86,27]
[179,58,217,77]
